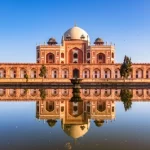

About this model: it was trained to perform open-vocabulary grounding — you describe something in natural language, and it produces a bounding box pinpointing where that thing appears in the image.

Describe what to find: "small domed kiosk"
[47,37,57,45]
[94,38,104,45]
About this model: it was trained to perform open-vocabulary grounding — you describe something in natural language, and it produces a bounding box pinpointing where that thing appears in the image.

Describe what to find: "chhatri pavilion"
[0,25,150,82]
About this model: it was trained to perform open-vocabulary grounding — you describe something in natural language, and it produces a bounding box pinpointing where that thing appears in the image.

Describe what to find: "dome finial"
[74,21,77,27]
[63,26,90,44]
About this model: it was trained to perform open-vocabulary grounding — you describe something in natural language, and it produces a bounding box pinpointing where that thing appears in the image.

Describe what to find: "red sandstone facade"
[0,25,150,81]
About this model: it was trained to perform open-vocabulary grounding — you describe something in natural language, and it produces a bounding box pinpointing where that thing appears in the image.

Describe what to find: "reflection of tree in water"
[24,89,28,94]
[39,89,47,100]
[120,89,133,111]
[94,120,104,127]
[47,119,57,128]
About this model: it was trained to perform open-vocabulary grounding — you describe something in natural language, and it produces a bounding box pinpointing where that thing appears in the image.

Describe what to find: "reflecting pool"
[0,88,150,150]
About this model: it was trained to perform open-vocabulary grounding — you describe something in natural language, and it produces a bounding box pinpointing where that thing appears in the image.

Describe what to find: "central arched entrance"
[69,48,83,63]
[73,69,79,78]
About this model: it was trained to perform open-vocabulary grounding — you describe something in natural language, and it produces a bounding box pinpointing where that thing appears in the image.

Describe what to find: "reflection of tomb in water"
[147,89,150,96]
[30,89,37,96]
[1,88,150,101]
[0,89,5,96]
[36,99,116,139]
[136,89,143,97]
[9,89,17,97]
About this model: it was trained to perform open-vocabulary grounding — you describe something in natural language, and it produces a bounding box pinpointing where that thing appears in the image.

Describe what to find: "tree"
[120,55,132,79]
[24,74,28,82]
[120,89,133,111]
[39,65,47,80]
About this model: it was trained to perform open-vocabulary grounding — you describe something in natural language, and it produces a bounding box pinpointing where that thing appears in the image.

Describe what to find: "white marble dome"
[63,26,90,43]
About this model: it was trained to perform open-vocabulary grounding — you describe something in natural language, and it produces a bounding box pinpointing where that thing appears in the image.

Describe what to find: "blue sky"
[0,0,149,63]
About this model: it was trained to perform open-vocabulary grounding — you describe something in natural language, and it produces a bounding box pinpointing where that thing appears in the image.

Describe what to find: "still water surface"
[0,88,150,150]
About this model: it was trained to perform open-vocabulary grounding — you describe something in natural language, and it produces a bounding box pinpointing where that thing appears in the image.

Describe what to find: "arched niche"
[97,53,105,63]
[73,68,80,78]
[46,53,55,63]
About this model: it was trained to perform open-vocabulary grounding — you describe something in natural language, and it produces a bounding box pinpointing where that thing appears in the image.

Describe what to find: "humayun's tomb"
[0,25,150,84]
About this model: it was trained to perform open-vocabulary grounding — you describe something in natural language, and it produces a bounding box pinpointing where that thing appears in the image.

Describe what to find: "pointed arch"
[9,89,16,96]
[115,68,120,78]
[97,53,105,63]
[87,52,90,59]
[146,68,150,78]
[0,89,5,96]
[104,68,111,78]
[20,68,27,78]
[62,69,69,78]
[73,68,80,78]
[83,69,90,78]
[31,68,37,78]
[46,53,55,63]
[62,89,69,96]
[51,89,59,96]
[136,68,143,78]
[10,68,17,78]
[0,68,6,78]
[30,89,37,96]
[61,53,64,58]
[93,68,100,78]
[136,89,143,97]
[46,101,54,112]
[68,102,83,117]
[69,47,83,63]
[20,89,27,96]
[82,89,90,96]
[104,89,111,97]
[97,101,106,112]
[93,89,100,96]
[52,68,58,78]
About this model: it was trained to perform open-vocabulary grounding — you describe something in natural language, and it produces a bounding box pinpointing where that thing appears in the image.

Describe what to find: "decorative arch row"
[136,68,150,78]
[83,68,116,78]
[45,52,114,64]
[0,68,38,79]
[0,89,150,98]
[0,67,150,79]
